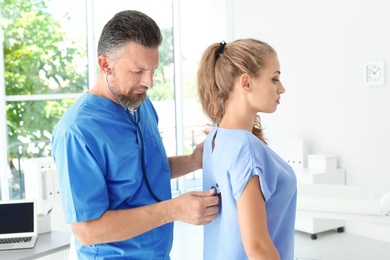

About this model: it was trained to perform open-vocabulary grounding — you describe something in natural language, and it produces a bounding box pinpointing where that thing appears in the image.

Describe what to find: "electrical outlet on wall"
[364,61,385,86]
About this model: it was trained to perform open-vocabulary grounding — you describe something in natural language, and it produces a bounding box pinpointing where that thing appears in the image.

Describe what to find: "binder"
[42,169,55,200]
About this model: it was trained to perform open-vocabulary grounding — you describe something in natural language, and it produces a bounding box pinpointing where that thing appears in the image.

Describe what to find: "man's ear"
[240,73,252,92]
[97,55,110,74]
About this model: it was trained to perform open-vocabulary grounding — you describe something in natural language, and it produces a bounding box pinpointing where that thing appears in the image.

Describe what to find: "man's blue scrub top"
[52,93,173,259]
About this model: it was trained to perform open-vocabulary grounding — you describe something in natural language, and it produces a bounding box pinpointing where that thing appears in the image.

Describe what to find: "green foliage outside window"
[2,0,87,160]
[2,0,176,162]
[148,28,174,101]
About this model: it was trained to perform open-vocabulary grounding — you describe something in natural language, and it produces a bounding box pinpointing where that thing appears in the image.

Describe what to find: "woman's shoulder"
[212,128,264,157]
[218,128,263,146]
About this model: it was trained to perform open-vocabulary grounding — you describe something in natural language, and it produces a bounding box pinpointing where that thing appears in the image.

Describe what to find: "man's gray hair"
[97,10,163,57]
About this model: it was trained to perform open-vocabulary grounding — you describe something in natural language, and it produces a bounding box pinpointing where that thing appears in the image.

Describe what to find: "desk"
[0,231,70,260]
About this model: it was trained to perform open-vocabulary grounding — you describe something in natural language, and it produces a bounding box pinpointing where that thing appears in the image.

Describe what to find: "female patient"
[198,39,297,260]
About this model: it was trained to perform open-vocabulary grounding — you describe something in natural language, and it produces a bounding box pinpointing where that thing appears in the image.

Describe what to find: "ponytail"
[197,39,275,144]
[197,43,225,124]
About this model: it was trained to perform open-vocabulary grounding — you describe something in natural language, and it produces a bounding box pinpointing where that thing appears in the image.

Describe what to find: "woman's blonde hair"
[197,38,277,144]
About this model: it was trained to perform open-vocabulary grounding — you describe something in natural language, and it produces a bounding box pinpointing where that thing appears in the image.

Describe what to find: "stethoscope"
[105,72,162,202]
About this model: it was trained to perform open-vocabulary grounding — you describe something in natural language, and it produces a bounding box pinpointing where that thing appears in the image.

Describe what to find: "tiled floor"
[171,221,390,260]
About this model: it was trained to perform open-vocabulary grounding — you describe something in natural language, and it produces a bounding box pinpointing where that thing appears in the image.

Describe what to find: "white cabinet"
[294,168,346,239]
[24,157,71,233]
[294,168,346,185]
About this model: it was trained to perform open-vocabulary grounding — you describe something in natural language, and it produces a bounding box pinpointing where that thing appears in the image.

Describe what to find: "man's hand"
[171,189,220,225]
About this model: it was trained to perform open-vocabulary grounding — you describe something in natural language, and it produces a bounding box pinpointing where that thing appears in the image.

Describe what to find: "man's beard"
[115,87,147,109]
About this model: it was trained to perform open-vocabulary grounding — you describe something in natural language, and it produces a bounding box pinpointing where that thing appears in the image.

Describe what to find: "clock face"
[365,62,384,85]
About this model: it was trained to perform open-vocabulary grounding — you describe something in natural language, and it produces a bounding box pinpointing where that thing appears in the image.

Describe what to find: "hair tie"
[218,41,226,54]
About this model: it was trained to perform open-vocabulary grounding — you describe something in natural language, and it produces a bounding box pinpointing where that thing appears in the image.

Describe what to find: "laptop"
[0,199,38,250]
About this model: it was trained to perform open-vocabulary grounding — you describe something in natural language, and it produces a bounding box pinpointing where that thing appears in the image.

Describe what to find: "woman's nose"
[278,83,285,94]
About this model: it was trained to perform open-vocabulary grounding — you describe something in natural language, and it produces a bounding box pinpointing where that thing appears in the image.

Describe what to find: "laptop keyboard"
[0,237,32,244]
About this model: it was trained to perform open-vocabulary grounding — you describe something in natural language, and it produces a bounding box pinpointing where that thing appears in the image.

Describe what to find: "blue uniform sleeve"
[52,131,108,224]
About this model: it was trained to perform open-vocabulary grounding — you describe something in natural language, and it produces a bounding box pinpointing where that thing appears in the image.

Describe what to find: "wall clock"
[365,61,385,86]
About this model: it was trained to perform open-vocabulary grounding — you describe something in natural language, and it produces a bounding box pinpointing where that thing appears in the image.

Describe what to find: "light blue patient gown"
[203,126,297,260]
[52,93,173,259]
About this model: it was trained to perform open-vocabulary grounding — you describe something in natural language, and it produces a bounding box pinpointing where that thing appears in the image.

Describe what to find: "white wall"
[229,0,390,187]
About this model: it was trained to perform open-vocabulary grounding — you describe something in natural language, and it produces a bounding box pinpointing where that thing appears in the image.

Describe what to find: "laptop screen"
[0,201,34,234]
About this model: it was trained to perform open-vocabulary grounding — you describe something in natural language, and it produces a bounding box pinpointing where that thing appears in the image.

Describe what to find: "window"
[1,0,87,200]
[1,0,225,200]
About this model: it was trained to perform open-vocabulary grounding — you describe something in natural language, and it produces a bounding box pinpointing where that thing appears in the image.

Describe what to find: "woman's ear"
[240,73,252,92]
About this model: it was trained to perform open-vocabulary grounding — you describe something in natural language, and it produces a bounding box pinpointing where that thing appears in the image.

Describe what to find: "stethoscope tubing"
[125,109,162,202]
[105,73,162,202]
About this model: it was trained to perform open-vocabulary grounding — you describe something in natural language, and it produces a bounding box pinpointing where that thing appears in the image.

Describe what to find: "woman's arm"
[237,175,280,260]
[168,141,204,179]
